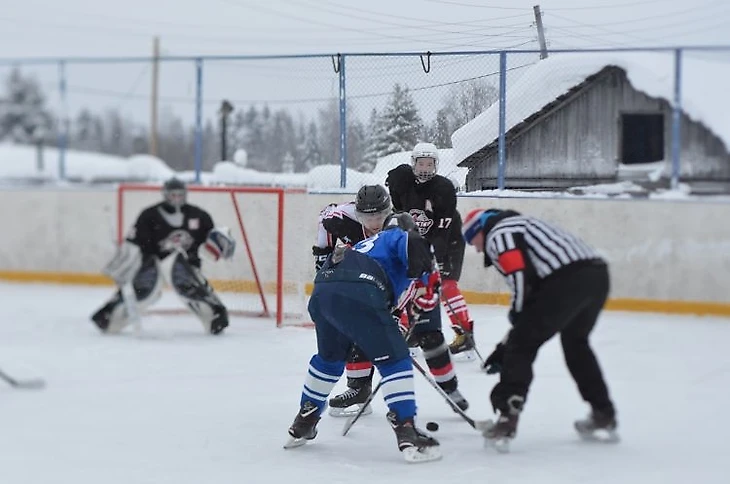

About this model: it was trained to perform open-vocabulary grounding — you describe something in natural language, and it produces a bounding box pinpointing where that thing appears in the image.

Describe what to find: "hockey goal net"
[117,183,308,327]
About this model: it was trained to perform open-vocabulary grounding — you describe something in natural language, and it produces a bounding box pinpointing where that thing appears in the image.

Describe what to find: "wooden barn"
[451,53,730,193]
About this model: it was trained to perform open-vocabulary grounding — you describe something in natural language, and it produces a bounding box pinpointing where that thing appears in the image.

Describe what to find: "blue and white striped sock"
[300,354,344,414]
[377,357,416,421]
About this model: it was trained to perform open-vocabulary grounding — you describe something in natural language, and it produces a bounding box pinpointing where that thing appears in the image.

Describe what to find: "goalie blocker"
[91,177,237,335]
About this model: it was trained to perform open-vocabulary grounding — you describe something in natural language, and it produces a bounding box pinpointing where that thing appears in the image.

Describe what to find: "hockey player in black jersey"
[462,208,618,452]
[91,178,236,335]
[312,186,387,417]
[314,185,469,417]
[385,142,477,356]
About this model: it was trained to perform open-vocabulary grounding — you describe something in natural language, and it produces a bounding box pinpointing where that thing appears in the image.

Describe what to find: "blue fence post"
[338,54,347,189]
[497,51,507,190]
[57,60,68,181]
[671,48,683,190]
[193,58,203,184]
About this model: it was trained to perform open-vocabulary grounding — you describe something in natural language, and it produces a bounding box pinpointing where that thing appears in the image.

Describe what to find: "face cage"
[412,157,438,183]
[356,208,391,235]
[163,189,187,209]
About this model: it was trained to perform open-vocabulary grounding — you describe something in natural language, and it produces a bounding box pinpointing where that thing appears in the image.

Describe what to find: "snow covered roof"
[451,52,730,165]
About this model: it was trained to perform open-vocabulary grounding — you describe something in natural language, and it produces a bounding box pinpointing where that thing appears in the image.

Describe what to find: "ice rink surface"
[2,282,729,484]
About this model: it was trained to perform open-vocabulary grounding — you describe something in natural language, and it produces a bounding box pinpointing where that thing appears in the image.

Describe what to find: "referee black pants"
[491,262,615,417]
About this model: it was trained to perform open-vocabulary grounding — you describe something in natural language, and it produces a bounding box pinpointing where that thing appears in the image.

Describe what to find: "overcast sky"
[1,0,728,127]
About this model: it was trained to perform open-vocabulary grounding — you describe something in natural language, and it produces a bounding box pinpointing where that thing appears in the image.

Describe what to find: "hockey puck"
[426,421,439,431]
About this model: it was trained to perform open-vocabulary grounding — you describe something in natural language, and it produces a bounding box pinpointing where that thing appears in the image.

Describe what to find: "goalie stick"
[0,368,46,390]
[410,356,490,431]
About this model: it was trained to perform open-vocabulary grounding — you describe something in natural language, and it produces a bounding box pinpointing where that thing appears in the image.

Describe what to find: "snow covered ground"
[1,282,728,484]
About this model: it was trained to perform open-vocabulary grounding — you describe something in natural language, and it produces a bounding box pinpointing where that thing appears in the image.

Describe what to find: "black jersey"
[314,202,369,249]
[385,163,462,260]
[482,210,604,313]
[126,202,214,267]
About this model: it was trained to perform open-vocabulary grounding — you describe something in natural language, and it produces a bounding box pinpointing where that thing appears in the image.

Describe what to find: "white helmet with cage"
[410,142,439,183]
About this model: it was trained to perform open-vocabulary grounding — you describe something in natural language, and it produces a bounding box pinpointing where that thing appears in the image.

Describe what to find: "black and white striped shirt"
[485,215,603,312]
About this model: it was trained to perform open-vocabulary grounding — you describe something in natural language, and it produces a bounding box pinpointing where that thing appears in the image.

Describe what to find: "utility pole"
[150,36,160,157]
[219,100,234,161]
[533,5,548,60]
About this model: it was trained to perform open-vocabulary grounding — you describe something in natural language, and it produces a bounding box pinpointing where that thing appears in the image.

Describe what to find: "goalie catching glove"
[201,227,236,262]
[412,270,440,313]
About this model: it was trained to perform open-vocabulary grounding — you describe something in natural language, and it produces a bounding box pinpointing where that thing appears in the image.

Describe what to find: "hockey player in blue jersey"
[285,210,445,463]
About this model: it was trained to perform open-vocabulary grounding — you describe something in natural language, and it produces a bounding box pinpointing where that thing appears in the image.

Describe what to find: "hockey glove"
[312,246,333,271]
[412,271,440,313]
[203,227,236,261]
[482,343,505,375]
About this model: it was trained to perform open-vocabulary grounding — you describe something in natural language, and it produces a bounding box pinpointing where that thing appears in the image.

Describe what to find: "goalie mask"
[355,184,392,235]
[162,178,187,210]
[411,142,439,183]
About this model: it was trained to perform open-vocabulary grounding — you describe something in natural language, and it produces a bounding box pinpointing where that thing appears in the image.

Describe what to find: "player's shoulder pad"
[385,164,416,192]
[429,175,457,195]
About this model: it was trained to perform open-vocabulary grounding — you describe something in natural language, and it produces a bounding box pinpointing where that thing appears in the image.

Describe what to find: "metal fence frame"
[2,45,729,190]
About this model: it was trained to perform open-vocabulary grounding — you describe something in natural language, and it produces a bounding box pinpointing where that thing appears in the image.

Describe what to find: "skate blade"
[328,404,373,418]
[402,446,443,463]
[577,428,620,443]
[481,421,512,453]
[486,437,511,453]
[409,347,422,358]
[283,437,308,449]
[450,350,476,362]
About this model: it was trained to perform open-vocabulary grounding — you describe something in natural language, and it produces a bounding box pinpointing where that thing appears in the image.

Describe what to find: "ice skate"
[328,382,372,418]
[387,412,442,463]
[448,325,476,360]
[284,401,321,449]
[575,409,619,443]
[483,413,519,453]
[446,388,469,411]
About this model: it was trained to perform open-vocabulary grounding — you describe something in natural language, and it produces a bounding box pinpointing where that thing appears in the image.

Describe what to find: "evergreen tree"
[299,121,322,171]
[369,84,422,158]
[0,68,53,143]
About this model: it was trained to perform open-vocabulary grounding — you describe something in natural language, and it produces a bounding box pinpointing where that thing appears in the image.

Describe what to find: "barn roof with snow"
[451,52,730,168]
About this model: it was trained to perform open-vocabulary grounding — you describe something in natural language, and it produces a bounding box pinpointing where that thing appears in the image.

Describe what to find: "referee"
[461,208,618,447]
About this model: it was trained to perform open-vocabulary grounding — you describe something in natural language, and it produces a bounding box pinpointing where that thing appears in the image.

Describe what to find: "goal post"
[117,183,298,327]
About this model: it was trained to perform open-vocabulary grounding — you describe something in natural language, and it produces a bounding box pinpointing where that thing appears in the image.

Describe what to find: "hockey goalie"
[91,178,236,335]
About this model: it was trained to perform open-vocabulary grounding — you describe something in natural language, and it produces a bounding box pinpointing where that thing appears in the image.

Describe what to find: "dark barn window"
[621,113,664,164]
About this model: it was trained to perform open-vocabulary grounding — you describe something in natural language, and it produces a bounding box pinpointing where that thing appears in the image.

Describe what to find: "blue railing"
[0,46,728,190]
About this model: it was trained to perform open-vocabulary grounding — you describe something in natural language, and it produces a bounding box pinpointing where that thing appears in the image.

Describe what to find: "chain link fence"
[1,47,728,193]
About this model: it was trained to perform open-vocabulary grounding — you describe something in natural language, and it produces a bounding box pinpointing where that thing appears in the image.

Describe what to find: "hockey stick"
[341,376,383,437]
[0,368,46,390]
[342,319,420,437]
[410,356,490,431]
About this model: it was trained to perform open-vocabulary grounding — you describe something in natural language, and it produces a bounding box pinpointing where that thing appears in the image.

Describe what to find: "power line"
[425,0,669,11]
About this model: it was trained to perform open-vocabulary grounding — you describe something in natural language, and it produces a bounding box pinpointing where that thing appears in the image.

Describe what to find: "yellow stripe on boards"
[1,271,729,317]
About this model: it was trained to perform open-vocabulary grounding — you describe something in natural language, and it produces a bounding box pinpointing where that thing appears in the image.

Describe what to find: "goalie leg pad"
[103,241,142,286]
[92,257,163,333]
[164,253,229,334]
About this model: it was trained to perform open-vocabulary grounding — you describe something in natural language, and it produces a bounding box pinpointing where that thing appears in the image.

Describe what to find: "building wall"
[465,68,730,191]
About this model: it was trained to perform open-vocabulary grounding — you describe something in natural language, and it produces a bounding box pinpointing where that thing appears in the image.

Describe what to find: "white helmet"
[411,142,439,183]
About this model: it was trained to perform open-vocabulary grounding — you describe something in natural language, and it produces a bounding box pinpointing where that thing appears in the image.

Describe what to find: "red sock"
[441,279,473,331]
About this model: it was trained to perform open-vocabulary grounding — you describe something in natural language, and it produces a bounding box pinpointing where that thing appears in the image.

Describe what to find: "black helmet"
[383,212,416,232]
[162,178,187,209]
[355,185,391,214]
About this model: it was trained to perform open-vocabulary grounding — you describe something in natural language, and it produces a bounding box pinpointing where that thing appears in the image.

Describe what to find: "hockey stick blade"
[342,378,383,436]
[410,357,490,431]
[0,370,46,390]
